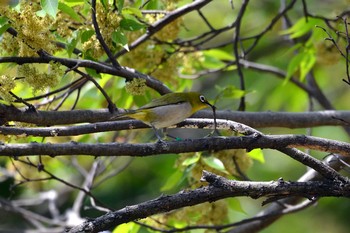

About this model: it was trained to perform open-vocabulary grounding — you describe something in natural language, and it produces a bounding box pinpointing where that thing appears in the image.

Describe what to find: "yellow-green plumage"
[116,92,214,140]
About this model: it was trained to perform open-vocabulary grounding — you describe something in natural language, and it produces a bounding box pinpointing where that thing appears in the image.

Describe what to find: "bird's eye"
[199,95,206,103]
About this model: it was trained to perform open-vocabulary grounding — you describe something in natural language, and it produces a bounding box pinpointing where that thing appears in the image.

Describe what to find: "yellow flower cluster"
[155,17,182,42]
[147,200,228,231]
[54,11,75,38]
[121,12,182,86]
[125,78,147,95]
[145,13,165,24]
[17,62,62,94]
[120,37,163,72]
[0,2,56,56]
[213,149,253,177]
[82,3,121,58]
[178,50,205,75]
[0,75,16,101]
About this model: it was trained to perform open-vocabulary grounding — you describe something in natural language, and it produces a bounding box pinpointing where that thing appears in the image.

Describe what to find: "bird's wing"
[139,94,185,109]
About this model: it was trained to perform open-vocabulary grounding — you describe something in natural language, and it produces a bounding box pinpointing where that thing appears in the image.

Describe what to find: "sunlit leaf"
[182,153,201,166]
[100,0,108,9]
[63,0,85,3]
[58,2,82,22]
[112,30,129,51]
[81,30,94,43]
[285,52,304,81]
[41,0,58,18]
[0,16,8,25]
[120,18,145,31]
[130,0,143,8]
[203,49,235,61]
[160,169,182,191]
[285,46,316,82]
[225,65,237,71]
[227,198,247,214]
[112,222,140,233]
[0,23,10,37]
[85,67,102,79]
[247,149,265,163]
[215,86,247,99]
[280,17,322,39]
[299,50,316,81]
[66,36,79,57]
[144,0,160,9]
[202,156,228,174]
[201,55,226,69]
[122,7,143,18]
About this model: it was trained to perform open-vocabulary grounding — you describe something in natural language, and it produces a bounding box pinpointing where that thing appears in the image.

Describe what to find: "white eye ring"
[199,95,206,103]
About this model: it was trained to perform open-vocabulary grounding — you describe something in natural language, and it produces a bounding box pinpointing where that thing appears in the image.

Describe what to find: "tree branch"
[1,102,350,128]
[1,133,350,180]
[67,170,350,233]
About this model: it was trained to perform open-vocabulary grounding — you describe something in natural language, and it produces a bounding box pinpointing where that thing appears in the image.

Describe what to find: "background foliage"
[0,0,350,233]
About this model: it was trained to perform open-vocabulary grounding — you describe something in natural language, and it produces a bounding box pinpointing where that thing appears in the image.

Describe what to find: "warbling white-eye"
[114,92,216,141]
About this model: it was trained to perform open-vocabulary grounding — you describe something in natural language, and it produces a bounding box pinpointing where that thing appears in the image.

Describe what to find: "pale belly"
[150,102,192,128]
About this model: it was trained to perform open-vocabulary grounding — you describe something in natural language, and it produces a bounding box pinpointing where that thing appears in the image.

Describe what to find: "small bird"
[114,92,216,141]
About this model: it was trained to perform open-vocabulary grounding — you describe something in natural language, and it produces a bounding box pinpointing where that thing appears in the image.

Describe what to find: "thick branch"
[2,134,350,158]
[229,154,350,233]
[1,134,349,181]
[68,171,350,233]
[1,103,350,128]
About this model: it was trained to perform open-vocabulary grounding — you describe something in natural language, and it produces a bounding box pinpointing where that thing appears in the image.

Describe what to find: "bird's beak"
[205,101,217,132]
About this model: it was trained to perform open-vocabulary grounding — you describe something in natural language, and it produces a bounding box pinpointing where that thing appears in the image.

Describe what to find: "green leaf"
[0,23,10,37]
[285,52,304,81]
[100,0,108,9]
[81,30,94,43]
[112,30,129,51]
[116,0,124,13]
[160,169,183,191]
[0,16,8,26]
[85,67,102,79]
[66,38,78,57]
[227,198,247,214]
[280,17,322,39]
[202,53,227,69]
[202,156,228,174]
[299,50,316,81]
[144,0,160,9]
[122,7,143,18]
[120,18,145,31]
[62,0,85,7]
[203,49,235,61]
[200,49,234,70]
[182,153,201,166]
[215,85,247,99]
[112,222,140,233]
[247,149,265,163]
[36,9,47,17]
[131,0,144,8]
[58,2,82,22]
[284,43,302,56]
[63,0,85,3]
[285,47,316,82]
[41,0,58,18]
